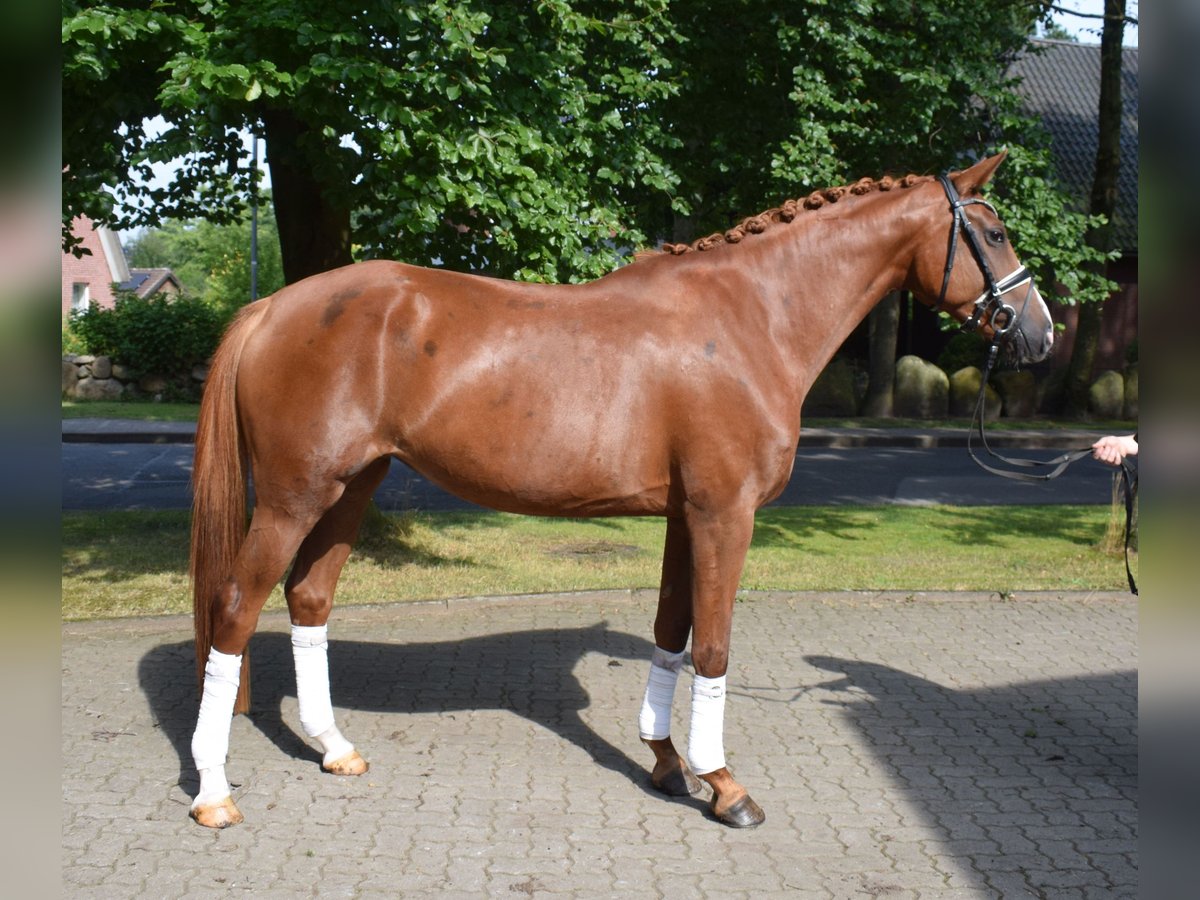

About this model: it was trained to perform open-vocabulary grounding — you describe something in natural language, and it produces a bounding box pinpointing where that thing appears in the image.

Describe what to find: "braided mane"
[642,172,932,259]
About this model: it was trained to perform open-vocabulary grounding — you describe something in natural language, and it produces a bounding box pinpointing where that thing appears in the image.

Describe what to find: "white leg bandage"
[191,648,241,807]
[638,646,686,740]
[687,673,727,775]
[291,624,354,765]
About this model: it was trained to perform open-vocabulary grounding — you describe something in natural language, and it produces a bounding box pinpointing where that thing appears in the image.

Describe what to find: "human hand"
[1091,434,1138,466]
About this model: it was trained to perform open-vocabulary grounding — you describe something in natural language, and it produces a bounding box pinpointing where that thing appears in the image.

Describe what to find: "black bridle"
[935,173,1035,336]
[936,173,1138,595]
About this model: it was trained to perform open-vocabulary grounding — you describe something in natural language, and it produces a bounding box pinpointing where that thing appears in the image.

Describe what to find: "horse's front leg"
[684,505,766,828]
[640,516,703,796]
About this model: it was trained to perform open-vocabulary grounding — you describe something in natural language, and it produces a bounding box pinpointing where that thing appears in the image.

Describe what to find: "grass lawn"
[61,400,200,422]
[62,504,1134,621]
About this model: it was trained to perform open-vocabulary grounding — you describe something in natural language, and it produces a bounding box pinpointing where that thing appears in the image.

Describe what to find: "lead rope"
[968,341,1138,595]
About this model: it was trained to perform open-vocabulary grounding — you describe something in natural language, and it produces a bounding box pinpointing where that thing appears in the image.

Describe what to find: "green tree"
[63,0,679,284]
[640,0,1114,414]
[1039,21,1077,41]
[64,0,1113,314]
[125,205,285,317]
[653,0,1111,307]
[1062,0,1129,416]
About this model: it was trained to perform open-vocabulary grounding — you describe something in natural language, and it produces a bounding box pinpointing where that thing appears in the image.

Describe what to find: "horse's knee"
[689,645,728,679]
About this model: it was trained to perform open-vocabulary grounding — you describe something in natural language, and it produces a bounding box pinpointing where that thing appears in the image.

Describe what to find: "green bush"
[935,332,988,375]
[69,291,226,376]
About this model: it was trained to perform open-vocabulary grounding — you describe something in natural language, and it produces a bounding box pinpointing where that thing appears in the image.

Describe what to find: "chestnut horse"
[188,152,1053,828]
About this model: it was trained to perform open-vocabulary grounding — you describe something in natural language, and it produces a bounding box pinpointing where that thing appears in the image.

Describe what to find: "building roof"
[84,219,132,284]
[1009,39,1138,253]
[121,267,183,298]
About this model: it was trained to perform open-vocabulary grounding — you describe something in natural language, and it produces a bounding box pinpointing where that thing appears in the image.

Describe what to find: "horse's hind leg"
[641,517,702,797]
[191,503,323,828]
[285,458,390,777]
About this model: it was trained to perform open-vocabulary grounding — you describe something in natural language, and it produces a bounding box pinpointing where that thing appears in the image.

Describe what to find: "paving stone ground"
[62,590,1136,898]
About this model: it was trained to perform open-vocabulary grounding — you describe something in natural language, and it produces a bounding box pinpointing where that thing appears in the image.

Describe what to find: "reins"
[967,343,1138,595]
[937,173,1138,595]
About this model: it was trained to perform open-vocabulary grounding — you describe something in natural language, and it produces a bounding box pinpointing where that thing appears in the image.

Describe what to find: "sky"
[1051,0,1139,46]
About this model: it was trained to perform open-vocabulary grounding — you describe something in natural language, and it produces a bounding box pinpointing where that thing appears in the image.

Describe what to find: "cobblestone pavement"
[62,591,1137,898]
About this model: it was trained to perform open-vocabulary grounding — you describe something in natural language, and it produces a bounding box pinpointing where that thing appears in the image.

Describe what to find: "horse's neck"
[749,190,921,387]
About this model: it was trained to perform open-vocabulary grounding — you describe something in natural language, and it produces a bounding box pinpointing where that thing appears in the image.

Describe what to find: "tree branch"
[1045,4,1138,26]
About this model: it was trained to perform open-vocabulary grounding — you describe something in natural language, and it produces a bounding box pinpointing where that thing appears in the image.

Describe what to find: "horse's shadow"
[139,623,706,812]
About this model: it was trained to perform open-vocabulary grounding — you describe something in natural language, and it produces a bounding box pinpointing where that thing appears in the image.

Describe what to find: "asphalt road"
[61,441,1120,512]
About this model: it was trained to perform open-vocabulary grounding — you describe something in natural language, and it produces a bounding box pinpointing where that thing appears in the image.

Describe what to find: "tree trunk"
[1064,0,1125,417]
[861,291,901,417]
[263,108,353,286]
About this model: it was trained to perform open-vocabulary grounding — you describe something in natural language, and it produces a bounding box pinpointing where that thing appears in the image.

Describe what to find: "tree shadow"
[803,655,1137,896]
[751,507,878,548]
[139,623,709,815]
[917,504,1115,550]
[750,502,1116,557]
[62,508,471,586]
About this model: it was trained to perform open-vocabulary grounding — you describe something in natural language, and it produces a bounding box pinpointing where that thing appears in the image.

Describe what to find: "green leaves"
[64,0,1103,299]
[63,0,681,283]
[69,292,225,378]
[649,0,1107,311]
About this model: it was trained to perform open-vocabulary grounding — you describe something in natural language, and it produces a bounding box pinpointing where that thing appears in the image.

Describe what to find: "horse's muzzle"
[1008,286,1054,365]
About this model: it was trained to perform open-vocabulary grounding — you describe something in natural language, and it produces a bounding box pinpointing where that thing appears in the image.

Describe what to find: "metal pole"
[250,130,259,302]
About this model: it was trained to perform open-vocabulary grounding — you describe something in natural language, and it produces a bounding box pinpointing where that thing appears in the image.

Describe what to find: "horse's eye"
[986,228,1006,245]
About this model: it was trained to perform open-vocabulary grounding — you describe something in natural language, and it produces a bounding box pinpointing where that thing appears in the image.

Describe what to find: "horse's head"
[907,152,1054,365]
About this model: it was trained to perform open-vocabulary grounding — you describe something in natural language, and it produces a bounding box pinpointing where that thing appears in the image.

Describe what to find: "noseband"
[935,174,1034,336]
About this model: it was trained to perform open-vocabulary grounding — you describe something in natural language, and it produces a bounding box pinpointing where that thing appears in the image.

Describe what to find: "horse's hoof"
[652,764,704,797]
[713,794,766,829]
[323,749,368,776]
[190,795,244,829]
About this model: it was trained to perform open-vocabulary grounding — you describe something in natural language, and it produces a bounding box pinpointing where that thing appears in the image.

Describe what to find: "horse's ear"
[950,150,1008,196]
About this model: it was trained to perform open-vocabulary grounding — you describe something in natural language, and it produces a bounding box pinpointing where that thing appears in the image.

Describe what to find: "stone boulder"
[72,376,125,401]
[62,359,80,395]
[948,366,1000,418]
[894,355,948,419]
[1089,370,1125,418]
[1123,364,1138,419]
[803,357,858,416]
[991,370,1037,418]
[90,355,113,379]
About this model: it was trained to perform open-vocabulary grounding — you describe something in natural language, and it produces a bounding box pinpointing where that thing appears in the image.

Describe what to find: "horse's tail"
[191,297,271,714]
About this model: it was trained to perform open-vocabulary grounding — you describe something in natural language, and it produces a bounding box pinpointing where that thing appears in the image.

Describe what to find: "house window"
[71,283,90,313]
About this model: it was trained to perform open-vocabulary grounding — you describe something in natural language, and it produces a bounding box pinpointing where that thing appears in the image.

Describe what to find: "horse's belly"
[396,447,669,517]
[392,411,670,517]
